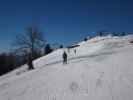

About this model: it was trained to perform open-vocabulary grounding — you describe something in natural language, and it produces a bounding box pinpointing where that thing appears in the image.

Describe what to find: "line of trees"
[0,53,16,75]
[97,31,127,37]
[83,31,129,42]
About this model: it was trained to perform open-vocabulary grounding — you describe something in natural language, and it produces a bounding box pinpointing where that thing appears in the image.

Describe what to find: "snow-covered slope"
[0,35,133,100]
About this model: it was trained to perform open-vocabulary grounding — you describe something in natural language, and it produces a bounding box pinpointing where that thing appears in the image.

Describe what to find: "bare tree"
[14,26,45,70]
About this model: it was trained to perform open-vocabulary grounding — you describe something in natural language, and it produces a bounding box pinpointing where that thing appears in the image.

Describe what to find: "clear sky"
[0,0,133,52]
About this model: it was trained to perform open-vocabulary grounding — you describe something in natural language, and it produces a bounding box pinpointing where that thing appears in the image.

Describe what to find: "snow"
[0,35,133,100]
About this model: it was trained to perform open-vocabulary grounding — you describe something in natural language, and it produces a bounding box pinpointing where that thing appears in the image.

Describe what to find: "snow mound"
[0,35,133,100]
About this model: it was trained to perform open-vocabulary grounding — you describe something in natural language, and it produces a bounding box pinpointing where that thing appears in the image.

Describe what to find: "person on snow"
[74,49,76,54]
[63,51,67,64]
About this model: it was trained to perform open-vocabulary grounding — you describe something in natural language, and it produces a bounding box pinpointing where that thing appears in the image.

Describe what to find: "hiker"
[74,49,76,54]
[63,51,67,64]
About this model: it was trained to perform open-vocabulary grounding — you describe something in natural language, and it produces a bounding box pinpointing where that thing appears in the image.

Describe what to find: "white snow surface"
[0,35,133,100]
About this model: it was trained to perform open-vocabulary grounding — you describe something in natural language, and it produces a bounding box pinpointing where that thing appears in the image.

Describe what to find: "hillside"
[0,35,133,100]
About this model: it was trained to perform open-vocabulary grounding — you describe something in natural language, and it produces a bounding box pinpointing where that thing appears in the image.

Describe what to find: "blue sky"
[0,0,133,52]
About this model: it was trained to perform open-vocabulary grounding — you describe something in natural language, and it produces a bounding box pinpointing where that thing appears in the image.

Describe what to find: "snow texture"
[0,35,133,100]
